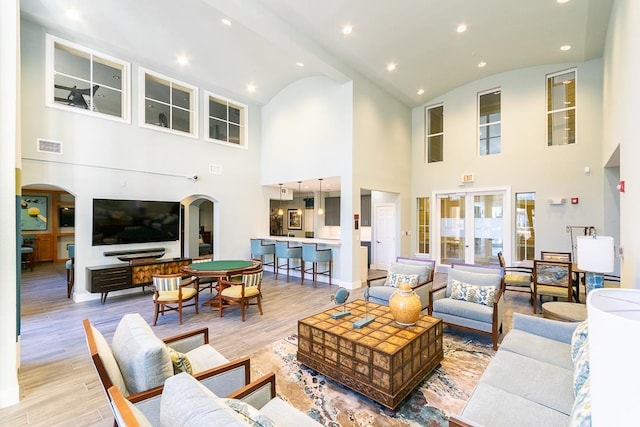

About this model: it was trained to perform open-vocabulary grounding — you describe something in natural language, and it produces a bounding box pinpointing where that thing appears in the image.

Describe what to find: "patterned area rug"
[249,330,495,426]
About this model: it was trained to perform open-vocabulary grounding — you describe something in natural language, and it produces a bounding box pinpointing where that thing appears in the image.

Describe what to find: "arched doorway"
[182,196,215,259]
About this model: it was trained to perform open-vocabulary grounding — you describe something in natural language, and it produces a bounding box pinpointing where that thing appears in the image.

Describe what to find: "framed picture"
[20,195,49,231]
[288,209,302,230]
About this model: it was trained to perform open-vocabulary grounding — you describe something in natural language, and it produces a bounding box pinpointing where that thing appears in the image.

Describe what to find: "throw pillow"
[222,398,276,427]
[571,320,589,364]
[386,272,419,288]
[450,279,498,307]
[167,346,193,375]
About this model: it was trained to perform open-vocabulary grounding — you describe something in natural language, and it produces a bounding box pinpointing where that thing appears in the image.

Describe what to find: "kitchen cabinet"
[35,234,53,262]
[325,197,340,226]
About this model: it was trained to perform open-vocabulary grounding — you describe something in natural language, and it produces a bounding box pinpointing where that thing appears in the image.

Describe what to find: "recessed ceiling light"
[417,88,425,95]
[247,83,256,93]
[176,54,189,66]
[557,0,570,4]
[296,61,305,67]
[65,9,81,21]
[342,24,353,35]
[560,45,572,51]
[386,63,397,72]
[456,24,467,33]
[478,61,487,68]
[221,18,232,26]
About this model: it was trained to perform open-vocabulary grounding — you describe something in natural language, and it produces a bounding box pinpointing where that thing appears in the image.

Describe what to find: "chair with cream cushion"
[218,268,264,321]
[108,371,322,426]
[429,263,505,350]
[365,257,435,309]
[152,273,199,325]
[84,313,249,426]
[497,251,533,300]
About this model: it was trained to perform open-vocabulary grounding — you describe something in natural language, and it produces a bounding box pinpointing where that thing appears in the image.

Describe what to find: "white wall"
[411,60,608,263]
[602,0,640,288]
[20,20,266,300]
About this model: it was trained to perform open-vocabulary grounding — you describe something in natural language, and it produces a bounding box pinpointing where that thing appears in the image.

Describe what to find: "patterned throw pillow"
[386,272,419,288]
[450,279,498,307]
[570,376,592,427]
[571,320,589,363]
[167,346,192,375]
[222,398,276,427]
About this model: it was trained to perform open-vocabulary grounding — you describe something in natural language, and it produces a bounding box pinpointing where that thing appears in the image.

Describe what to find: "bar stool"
[66,244,75,298]
[275,241,302,282]
[301,243,332,287]
[250,239,275,273]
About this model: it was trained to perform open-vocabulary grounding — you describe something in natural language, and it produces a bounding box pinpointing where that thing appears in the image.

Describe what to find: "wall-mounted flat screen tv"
[92,199,180,246]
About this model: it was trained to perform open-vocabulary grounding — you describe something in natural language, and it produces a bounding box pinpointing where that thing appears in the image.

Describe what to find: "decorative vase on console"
[389,282,422,326]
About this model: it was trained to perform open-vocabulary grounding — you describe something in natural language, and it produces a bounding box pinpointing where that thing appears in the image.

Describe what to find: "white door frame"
[432,186,512,267]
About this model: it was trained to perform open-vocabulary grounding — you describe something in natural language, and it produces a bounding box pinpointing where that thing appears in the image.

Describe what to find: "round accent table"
[542,301,587,322]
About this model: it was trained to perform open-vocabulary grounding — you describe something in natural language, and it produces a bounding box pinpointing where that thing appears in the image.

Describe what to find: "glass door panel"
[440,195,465,265]
[473,194,503,265]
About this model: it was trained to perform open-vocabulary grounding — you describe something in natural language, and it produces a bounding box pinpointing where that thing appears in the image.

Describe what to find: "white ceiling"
[21,0,613,108]
[19,0,614,191]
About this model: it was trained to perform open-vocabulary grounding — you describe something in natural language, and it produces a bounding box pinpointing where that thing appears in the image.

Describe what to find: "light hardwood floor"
[1,262,534,426]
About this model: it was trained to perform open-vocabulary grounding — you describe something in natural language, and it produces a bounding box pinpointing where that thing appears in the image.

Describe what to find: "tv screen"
[92,199,180,246]
[59,206,75,227]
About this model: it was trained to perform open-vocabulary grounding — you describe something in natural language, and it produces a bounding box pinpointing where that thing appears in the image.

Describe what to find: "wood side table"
[297,299,443,409]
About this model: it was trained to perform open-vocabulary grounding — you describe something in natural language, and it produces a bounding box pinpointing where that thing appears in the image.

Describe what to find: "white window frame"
[45,34,130,123]
[478,88,501,156]
[546,68,577,146]
[139,68,198,138]
[425,104,444,163]
[205,91,248,149]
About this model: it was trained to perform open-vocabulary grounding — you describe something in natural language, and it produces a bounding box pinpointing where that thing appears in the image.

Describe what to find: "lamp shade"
[587,289,640,425]
[576,235,614,273]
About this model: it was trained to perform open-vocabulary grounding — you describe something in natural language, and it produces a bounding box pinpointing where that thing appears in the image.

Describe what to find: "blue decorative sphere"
[333,287,350,304]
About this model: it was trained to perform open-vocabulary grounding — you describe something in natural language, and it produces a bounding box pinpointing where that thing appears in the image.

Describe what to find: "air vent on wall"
[37,138,63,154]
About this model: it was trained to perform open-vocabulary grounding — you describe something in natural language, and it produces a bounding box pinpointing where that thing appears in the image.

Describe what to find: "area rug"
[249,331,495,426]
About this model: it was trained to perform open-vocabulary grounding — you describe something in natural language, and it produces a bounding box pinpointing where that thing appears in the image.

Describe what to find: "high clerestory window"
[426,105,443,163]
[206,92,248,148]
[547,69,576,146]
[46,35,130,122]
[478,89,501,155]
[140,68,197,137]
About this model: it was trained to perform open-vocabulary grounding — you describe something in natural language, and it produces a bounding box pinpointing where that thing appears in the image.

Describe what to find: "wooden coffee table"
[297,299,443,409]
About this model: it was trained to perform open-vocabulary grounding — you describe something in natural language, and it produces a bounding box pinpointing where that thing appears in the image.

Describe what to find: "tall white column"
[0,0,21,408]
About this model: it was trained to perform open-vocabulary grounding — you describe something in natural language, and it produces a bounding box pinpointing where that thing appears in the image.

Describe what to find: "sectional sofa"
[449,313,589,426]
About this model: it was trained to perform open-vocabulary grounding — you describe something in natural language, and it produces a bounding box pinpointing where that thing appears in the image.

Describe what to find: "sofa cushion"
[499,329,573,371]
[460,382,570,427]
[432,297,494,324]
[111,313,173,394]
[386,272,419,288]
[450,279,498,307]
[386,262,429,285]
[367,285,397,303]
[447,268,502,298]
[161,373,250,427]
[260,396,323,426]
[480,350,574,415]
[90,325,130,396]
[185,344,229,374]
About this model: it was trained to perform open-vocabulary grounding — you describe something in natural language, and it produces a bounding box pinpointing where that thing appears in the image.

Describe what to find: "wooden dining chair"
[497,251,533,300]
[152,273,199,325]
[531,260,573,313]
[218,268,264,321]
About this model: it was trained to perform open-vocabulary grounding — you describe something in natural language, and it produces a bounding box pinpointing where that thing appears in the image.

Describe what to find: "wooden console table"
[87,257,191,303]
[297,299,443,409]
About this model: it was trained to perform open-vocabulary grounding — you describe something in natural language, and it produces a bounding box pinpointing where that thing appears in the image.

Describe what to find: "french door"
[435,189,511,266]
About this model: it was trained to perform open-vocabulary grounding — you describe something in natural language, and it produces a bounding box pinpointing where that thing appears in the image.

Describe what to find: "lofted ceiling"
[20,0,613,108]
[19,0,614,192]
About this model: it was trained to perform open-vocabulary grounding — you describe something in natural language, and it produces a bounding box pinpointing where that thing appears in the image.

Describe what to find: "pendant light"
[296,181,303,215]
[277,184,284,216]
[318,178,324,215]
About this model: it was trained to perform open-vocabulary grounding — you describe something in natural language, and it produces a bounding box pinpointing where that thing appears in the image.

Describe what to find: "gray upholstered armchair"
[428,263,505,350]
[365,257,435,309]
